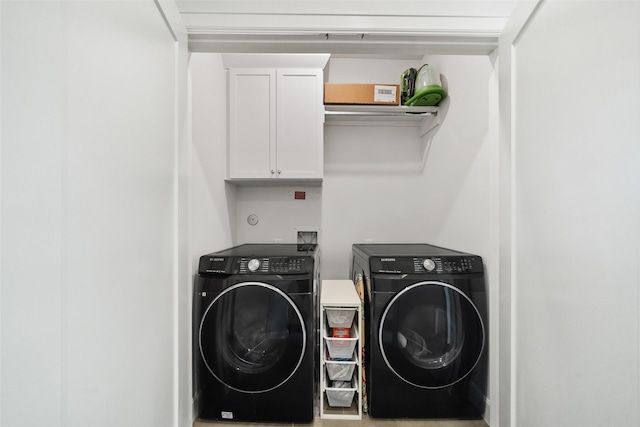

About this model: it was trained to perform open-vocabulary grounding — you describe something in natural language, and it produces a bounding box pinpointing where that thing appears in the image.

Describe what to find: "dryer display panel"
[379,281,484,389]
[199,282,307,393]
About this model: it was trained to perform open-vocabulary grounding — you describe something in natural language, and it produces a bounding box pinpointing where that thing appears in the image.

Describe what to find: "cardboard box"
[324,83,400,106]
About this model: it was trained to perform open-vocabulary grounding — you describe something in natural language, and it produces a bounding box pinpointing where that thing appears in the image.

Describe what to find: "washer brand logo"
[211,258,224,262]
[381,258,396,262]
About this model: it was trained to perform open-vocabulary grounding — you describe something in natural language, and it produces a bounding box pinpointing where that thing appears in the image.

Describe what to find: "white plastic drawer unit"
[319,280,362,419]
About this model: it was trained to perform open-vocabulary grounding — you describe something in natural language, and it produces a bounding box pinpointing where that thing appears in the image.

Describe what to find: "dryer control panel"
[371,256,483,274]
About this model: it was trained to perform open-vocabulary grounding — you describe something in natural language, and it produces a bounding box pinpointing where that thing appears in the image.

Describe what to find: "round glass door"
[379,281,484,389]
[199,282,306,393]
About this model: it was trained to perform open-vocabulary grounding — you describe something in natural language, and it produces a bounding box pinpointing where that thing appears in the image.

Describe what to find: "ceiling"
[175,0,518,57]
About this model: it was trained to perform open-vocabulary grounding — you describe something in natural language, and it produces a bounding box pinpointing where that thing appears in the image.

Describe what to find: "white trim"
[176,1,517,18]
[152,2,188,427]
[182,14,509,35]
[177,2,516,55]
[496,2,542,426]
[189,33,500,56]
[154,0,187,42]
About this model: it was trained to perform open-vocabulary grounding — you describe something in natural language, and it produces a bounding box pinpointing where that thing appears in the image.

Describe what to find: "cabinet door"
[228,69,276,179]
[276,69,324,179]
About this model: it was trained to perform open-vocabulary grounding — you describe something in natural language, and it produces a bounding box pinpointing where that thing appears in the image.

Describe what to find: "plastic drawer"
[325,349,357,381]
[325,374,357,408]
[325,308,356,328]
[324,323,358,360]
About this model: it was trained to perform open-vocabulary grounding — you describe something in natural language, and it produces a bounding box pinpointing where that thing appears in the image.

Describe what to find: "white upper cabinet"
[228,68,276,179]
[276,69,324,179]
[228,67,324,181]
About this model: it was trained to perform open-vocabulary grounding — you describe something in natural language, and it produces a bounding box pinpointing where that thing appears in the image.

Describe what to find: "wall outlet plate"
[295,226,320,246]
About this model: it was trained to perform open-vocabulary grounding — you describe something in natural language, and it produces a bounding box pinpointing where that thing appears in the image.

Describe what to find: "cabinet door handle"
[271,169,275,174]
[277,169,281,175]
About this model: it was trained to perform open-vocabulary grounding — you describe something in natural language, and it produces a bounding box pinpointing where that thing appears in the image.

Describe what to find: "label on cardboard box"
[374,85,397,103]
[332,327,350,338]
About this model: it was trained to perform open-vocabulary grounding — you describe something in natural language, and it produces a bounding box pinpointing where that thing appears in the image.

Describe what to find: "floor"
[194,415,488,427]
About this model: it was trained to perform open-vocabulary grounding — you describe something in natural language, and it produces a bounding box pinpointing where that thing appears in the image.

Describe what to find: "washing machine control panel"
[412,257,481,273]
[372,256,483,274]
[238,256,309,274]
[199,255,313,274]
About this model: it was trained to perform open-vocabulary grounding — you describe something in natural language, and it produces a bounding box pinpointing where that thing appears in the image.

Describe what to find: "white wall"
[1,2,179,426]
[322,57,496,279]
[235,185,322,245]
[513,1,640,426]
[189,53,235,261]
[1,3,67,424]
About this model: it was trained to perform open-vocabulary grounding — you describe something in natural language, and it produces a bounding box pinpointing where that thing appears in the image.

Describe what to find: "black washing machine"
[193,244,319,423]
[351,243,487,419]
